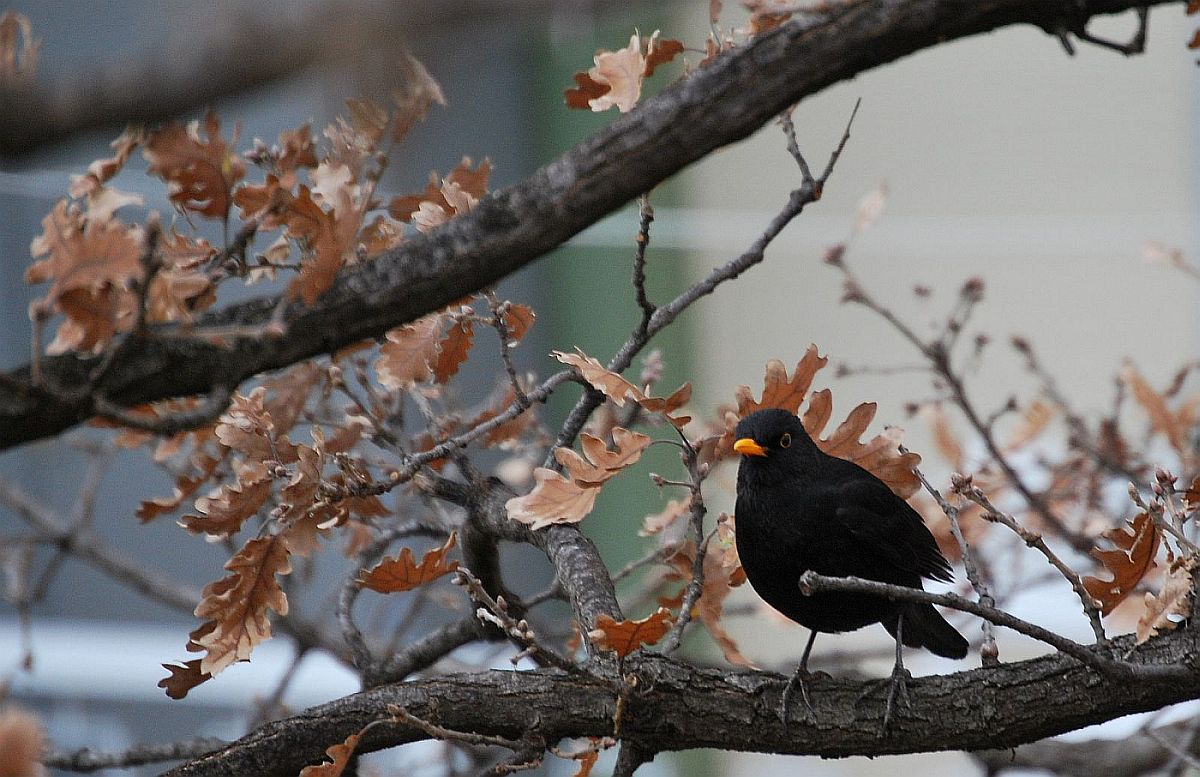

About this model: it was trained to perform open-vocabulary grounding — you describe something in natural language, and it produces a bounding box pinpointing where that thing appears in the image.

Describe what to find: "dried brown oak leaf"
[0,705,45,777]
[553,348,691,427]
[158,658,211,700]
[1122,361,1200,458]
[192,534,292,676]
[70,126,146,198]
[390,52,447,143]
[1137,553,1196,644]
[505,468,598,530]
[214,387,298,463]
[299,732,363,777]
[501,302,536,345]
[506,428,650,530]
[358,532,460,593]
[283,183,360,305]
[388,157,490,225]
[659,517,751,666]
[0,10,39,84]
[554,348,642,406]
[565,31,683,113]
[639,497,691,537]
[138,453,222,524]
[557,428,653,487]
[1185,475,1200,511]
[27,200,141,309]
[144,110,245,220]
[1082,512,1161,616]
[722,347,921,497]
[376,309,476,389]
[588,607,674,657]
[1005,399,1057,452]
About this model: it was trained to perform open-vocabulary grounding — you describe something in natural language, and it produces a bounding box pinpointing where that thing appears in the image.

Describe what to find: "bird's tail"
[883,603,968,659]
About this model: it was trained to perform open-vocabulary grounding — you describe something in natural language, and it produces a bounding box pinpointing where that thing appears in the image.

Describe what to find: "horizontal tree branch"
[0,0,1172,451]
[974,718,1200,777]
[161,628,1200,777]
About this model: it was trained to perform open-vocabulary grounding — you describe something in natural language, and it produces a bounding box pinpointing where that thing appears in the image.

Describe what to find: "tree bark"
[164,629,1200,777]
[0,0,1173,450]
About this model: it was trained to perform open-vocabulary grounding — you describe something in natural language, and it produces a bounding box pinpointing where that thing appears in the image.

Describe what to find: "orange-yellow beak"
[733,437,768,457]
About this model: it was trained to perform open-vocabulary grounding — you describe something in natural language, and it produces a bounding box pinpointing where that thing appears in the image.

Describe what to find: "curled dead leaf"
[1082,512,1161,616]
[299,732,363,777]
[588,607,674,657]
[358,532,460,593]
[1136,554,1196,644]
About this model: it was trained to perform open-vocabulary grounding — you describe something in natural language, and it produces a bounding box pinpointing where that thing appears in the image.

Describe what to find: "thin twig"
[798,572,1164,679]
[904,450,999,664]
[485,290,528,405]
[549,101,861,461]
[1069,5,1149,55]
[632,193,656,336]
[453,567,578,673]
[389,704,528,751]
[661,439,709,654]
[93,385,233,437]
[44,737,228,771]
[372,615,485,685]
[951,475,1107,644]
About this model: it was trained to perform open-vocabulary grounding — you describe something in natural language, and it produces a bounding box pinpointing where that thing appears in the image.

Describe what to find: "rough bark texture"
[0,0,1173,451]
[164,629,1200,777]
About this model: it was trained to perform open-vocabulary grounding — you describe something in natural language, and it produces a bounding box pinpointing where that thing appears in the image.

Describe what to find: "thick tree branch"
[161,630,1200,777]
[974,718,1200,777]
[0,0,1172,451]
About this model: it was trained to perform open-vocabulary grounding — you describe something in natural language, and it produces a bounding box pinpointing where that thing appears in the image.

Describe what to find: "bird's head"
[733,408,818,464]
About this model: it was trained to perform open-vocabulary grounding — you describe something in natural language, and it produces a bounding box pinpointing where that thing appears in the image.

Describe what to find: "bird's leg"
[779,629,819,725]
[881,613,912,736]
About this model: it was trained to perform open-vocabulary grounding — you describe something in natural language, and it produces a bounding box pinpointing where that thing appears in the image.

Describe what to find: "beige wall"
[679,9,1196,776]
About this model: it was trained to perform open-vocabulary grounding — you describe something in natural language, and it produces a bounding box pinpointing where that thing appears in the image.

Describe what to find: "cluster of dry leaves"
[917,357,1200,646]
[23,53,461,356]
[560,1,820,116]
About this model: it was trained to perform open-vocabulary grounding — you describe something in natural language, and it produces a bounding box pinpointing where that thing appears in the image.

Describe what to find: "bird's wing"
[833,476,954,583]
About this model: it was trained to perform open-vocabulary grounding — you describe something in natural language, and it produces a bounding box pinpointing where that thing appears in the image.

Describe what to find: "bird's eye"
[779,432,792,448]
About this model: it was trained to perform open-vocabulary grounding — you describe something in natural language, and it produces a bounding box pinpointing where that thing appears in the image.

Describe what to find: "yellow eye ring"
[780,432,792,448]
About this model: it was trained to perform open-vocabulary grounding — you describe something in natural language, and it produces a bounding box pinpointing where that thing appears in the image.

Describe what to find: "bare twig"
[951,475,1107,644]
[661,439,709,655]
[550,100,861,459]
[632,194,656,336]
[44,737,228,772]
[797,572,1165,679]
[1068,5,1149,55]
[372,615,486,686]
[485,291,528,405]
[904,451,999,664]
[453,567,578,673]
[93,385,233,437]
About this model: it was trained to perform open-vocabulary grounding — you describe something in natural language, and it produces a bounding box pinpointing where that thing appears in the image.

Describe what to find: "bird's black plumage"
[733,408,968,660]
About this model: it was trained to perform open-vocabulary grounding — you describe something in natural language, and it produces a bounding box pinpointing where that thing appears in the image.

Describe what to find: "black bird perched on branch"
[733,408,968,729]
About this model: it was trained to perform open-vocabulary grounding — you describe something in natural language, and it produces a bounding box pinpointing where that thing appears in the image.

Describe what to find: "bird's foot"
[856,665,912,737]
[779,668,828,725]
[880,664,912,736]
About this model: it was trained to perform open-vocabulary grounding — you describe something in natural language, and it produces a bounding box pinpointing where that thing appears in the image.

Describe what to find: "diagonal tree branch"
[160,629,1200,777]
[0,0,1171,451]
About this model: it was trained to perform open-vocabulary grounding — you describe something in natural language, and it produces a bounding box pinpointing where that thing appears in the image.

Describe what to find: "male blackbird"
[733,408,968,727]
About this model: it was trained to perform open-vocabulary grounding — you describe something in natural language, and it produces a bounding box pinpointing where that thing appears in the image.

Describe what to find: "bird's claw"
[778,668,816,726]
[880,665,912,736]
